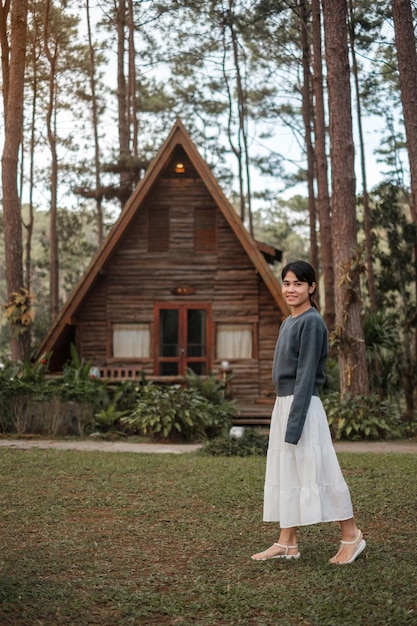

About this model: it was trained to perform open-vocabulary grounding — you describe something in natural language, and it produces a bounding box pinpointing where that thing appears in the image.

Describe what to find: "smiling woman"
[281,270,316,316]
[252,260,366,566]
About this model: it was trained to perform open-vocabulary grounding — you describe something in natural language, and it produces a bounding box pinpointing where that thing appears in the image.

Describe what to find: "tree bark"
[117,0,131,207]
[227,1,253,236]
[299,0,319,297]
[221,8,245,224]
[392,0,417,226]
[322,0,369,396]
[1,0,30,360]
[86,0,104,245]
[311,0,335,330]
[392,0,417,410]
[347,0,376,312]
[0,0,11,118]
[127,0,138,162]
[44,0,60,320]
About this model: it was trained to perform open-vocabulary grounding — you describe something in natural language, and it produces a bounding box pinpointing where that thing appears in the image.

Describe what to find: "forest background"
[1,0,417,432]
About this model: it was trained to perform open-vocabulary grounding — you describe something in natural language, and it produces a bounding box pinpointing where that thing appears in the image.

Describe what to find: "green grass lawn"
[0,448,416,625]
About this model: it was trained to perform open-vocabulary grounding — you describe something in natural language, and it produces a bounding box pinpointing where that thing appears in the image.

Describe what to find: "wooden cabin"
[35,119,289,422]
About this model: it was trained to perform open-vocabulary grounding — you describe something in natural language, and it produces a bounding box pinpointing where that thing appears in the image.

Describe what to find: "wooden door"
[154,303,211,376]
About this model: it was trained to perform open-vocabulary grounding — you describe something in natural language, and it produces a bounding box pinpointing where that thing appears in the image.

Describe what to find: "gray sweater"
[272,307,328,444]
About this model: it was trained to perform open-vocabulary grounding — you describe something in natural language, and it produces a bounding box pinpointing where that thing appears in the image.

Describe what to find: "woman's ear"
[309,282,317,294]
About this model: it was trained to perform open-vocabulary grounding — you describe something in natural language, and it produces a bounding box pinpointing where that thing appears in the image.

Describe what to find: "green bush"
[200,427,269,456]
[93,383,137,432]
[322,392,403,441]
[121,383,234,442]
[0,352,105,435]
[0,352,237,439]
[321,358,340,394]
[185,367,235,403]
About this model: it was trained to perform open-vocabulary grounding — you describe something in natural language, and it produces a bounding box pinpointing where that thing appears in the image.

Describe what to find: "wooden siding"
[37,123,288,415]
[73,170,282,406]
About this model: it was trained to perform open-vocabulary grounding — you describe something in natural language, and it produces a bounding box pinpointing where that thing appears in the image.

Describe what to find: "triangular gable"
[35,118,288,359]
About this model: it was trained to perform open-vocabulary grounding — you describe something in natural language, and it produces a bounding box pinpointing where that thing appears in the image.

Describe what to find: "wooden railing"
[98,367,184,385]
[99,367,144,381]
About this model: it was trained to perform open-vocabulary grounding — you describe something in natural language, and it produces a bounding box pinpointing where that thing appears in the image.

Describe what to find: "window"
[113,324,150,358]
[216,324,253,359]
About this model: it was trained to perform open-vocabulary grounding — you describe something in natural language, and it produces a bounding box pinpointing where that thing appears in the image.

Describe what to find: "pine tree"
[0,0,31,359]
[322,0,369,396]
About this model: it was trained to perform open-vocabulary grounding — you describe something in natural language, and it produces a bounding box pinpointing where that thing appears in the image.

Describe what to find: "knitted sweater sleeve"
[285,315,326,444]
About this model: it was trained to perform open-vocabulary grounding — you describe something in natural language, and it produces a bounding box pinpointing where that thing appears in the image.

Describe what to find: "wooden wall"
[72,146,283,406]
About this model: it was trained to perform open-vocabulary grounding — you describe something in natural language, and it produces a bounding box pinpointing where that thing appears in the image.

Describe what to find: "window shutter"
[149,207,169,252]
[195,208,216,252]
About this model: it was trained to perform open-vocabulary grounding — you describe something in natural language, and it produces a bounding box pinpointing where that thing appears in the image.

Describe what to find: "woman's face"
[282,271,315,316]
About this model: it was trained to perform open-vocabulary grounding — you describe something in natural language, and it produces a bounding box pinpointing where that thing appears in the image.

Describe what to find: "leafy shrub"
[321,358,340,395]
[0,358,53,432]
[200,427,269,456]
[57,344,106,405]
[185,368,234,403]
[121,383,234,442]
[93,383,135,432]
[363,311,402,399]
[113,378,146,413]
[0,350,105,435]
[322,392,403,441]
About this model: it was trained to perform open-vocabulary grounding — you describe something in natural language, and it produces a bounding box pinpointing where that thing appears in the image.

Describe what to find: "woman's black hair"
[281,260,318,308]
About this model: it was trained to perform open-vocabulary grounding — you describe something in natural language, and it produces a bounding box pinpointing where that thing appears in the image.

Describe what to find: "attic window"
[195,208,216,253]
[148,207,169,252]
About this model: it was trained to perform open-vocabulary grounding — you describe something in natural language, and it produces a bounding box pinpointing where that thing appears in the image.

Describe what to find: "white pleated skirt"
[263,395,353,527]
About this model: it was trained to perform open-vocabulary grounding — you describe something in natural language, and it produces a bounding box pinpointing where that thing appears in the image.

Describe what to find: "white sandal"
[330,531,366,565]
[251,542,301,561]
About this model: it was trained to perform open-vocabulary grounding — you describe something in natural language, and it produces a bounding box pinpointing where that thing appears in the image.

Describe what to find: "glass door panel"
[159,309,179,375]
[155,304,210,376]
[160,309,179,356]
[186,309,207,375]
[187,309,206,356]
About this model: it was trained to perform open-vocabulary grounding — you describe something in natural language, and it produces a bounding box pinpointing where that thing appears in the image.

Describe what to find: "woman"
[251,260,366,565]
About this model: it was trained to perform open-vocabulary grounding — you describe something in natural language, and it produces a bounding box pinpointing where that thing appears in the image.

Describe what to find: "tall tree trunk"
[311,0,335,330]
[227,1,253,236]
[221,12,245,223]
[117,0,131,207]
[127,0,138,161]
[23,1,43,296]
[322,0,369,396]
[1,0,30,360]
[0,0,11,117]
[392,0,417,414]
[86,0,104,245]
[299,0,319,294]
[347,0,376,312]
[392,0,417,226]
[24,25,37,294]
[44,0,59,320]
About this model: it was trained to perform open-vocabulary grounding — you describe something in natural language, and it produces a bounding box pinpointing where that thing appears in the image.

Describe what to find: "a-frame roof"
[35,118,288,359]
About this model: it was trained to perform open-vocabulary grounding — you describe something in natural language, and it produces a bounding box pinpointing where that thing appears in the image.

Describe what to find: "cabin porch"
[97,366,273,426]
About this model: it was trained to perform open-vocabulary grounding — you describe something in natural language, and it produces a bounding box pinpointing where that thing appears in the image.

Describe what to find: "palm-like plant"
[363,312,401,399]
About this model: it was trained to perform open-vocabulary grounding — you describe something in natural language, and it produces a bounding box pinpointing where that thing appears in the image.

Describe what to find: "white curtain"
[113,324,150,358]
[216,324,253,359]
